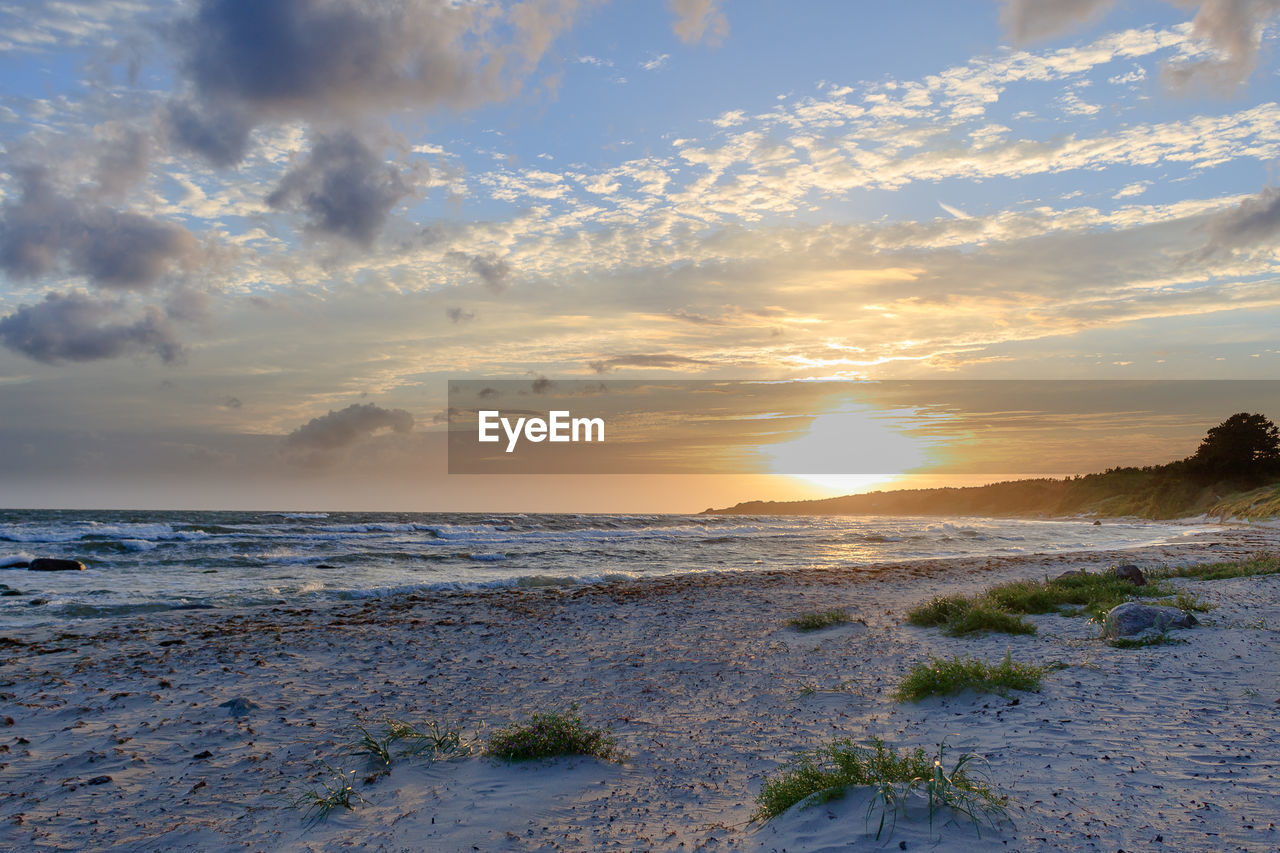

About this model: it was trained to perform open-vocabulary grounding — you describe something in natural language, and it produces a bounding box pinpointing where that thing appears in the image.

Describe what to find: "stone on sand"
[1103,602,1196,638]
[1109,564,1146,586]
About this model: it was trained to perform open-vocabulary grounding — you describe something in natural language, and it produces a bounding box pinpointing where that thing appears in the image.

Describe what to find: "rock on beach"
[1103,601,1197,638]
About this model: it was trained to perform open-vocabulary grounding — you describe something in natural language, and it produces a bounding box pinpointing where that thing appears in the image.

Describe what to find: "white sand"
[2,524,1279,852]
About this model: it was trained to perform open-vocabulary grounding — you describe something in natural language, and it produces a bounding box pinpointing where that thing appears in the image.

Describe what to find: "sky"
[1,0,1280,512]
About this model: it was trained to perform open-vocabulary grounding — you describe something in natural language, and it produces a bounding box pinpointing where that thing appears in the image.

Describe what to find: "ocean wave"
[0,510,1226,629]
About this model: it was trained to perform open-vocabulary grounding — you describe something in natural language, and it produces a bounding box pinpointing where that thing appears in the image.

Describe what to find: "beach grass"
[1146,590,1215,613]
[349,718,476,773]
[293,765,366,826]
[786,608,851,631]
[906,595,1035,636]
[1108,633,1189,649]
[1159,551,1280,581]
[486,706,623,762]
[895,652,1044,702]
[753,738,1008,839]
[906,564,1183,633]
[1208,486,1280,521]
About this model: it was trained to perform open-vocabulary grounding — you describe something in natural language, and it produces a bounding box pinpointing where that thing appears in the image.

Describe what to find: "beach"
[2,523,1279,852]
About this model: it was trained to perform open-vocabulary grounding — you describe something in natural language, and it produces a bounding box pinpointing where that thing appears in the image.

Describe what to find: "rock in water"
[1110,564,1146,586]
[28,558,86,572]
[1103,602,1196,638]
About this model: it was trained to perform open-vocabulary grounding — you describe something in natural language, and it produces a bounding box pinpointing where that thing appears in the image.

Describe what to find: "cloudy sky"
[1,0,1279,511]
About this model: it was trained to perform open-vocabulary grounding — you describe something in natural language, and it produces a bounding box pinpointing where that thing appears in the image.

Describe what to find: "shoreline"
[0,512,1234,633]
[2,524,1278,851]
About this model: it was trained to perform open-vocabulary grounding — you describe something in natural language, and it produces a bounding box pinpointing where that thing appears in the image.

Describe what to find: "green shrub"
[895,652,1044,702]
[486,707,622,762]
[942,602,1037,636]
[906,595,972,628]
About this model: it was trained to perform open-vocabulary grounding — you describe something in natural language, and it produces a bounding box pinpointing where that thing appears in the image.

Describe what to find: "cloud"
[165,100,255,168]
[668,0,728,45]
[446,306,475,323]
[1112,180,1151,199]
[92,126,151,198]
[1002,0,1280,86]
[640,53,670,71]
[0,290,186,364]
[1196,185,1280,257]
[1165,0,1280,89]
[1000,0,1116,43]
[284,402,414,451]
[588,353,712,373]
[0,166,198,289]
[266,132,416,246]
[169,0,588,164]
[449,251,513,291]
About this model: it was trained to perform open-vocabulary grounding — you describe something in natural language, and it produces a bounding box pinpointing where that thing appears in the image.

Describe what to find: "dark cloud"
[92,127,151,198]
[284,402,414,451]
[999,0,1115,42]
[531,377,553,393]
[169,0,587,165]
[222,396,243,409]
[668,0,728,45]
[477,386,499,398]
[1164,0,1280,90]
[0,291,185,364]
[1194,186,1280,258]
[446,306,475,323]
[165,100,255,168]
[588,354,712,373]
[0,167,197,289]
[447,251,512,291]
[266,132,415,246]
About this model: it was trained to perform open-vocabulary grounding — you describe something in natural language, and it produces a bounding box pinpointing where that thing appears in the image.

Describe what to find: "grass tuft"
[753,738,1008,840]
[1145,590,1215,613]
[787,608,851,631]
[486,706,623,762]
[1108,633,1189,649]
[349,717,476,772]
[1160,551,1280,581]
[906,565,1187,634]
[895,652,1044,702]
[292,765,366,826]
[906,595,1035,636]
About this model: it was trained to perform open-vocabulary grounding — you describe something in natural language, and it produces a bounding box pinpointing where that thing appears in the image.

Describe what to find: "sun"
[761,401,942,496]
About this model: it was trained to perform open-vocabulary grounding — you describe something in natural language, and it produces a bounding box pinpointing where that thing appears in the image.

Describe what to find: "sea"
[0,509,1219,629]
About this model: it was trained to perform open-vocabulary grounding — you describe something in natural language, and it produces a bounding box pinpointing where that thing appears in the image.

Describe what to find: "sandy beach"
[2,523,1279,852]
